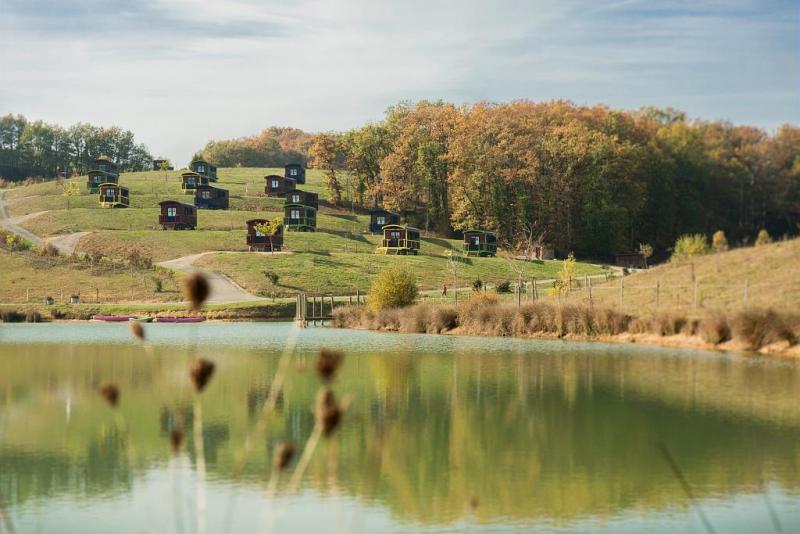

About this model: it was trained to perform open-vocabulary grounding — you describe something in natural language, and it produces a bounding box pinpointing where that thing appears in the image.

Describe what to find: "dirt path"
[47,232,90,255]
[158,252,267,304]
[9,210,49,225]
[0,190,44,246]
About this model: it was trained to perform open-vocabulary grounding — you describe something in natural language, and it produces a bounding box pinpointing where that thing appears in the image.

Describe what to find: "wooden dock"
[295,293,335,327]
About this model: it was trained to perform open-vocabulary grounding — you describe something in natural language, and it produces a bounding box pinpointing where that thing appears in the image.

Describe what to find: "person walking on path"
[442,284,448,297]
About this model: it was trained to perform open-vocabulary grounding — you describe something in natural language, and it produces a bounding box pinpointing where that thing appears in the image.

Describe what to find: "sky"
[1,0,797,165]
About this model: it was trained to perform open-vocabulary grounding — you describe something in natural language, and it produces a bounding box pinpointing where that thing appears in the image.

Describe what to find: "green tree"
[671,234,709,260]
[368,265,418,312]
[711,230,728,253]
[755,229,772,246]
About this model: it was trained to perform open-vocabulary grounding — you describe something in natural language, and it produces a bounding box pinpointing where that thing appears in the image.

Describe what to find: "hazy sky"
[1,0,797,165]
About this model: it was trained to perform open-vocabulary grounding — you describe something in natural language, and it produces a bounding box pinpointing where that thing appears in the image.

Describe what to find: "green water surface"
[1,323,799,533]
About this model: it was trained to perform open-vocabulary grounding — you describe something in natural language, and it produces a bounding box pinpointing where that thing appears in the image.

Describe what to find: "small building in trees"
[265,174,296,197]
[615,251,647,269]
[159,201,197,230]
[181,171,208,193]
[246,219,284,252]
[463,229,498,257]
[190,159,218,182]
[378,224,421,255]
[284,163,305,184]
[87,156,119,193]
[98,183,129,208]
[369,208,400,234]
[194,184,229,210]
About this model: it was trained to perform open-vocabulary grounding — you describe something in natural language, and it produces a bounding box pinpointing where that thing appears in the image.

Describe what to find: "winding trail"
[1,190,266,304]
[158,252,266,304]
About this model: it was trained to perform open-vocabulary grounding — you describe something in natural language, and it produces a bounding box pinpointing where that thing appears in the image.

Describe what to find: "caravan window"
[105,189,115,198]
[167,207,177,217]
[196,164,205,173]
[202,190,211,199]
[289,168,297,176]
[290,209,301,219]
[376,216,385,225]
[271,179,279,188]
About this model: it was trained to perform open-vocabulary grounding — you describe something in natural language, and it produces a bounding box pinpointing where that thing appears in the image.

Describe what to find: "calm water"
[1,323,799,533]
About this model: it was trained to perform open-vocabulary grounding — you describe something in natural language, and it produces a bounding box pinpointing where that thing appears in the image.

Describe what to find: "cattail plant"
[182,272,210,311]
[130,321,145,341]
[287,349,350,493]
[189,357,215,534]
[98,383,120,407]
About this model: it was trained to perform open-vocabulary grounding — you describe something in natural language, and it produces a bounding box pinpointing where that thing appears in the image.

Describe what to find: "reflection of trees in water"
[3,344,800,527]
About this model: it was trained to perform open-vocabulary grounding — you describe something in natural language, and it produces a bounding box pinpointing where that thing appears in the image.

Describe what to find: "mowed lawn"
[196,246,602,296]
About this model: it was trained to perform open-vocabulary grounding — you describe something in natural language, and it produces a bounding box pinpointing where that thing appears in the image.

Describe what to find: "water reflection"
[1,323,800,532]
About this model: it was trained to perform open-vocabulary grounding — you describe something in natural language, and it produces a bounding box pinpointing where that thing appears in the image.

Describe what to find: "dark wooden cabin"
[284,163,305,184]
[159,201,197,230]
[181,171,208,193]
[285,190,318,210]
[369,209,400,234]
[283,204,316,232]
[190,159,218,182]
[246,219,284,252]
[463,229,498,257]
[265,174,296,197]
[194,184,229,209]
[98,183,129,208]
[615,251,647,269]
[379,224,421,255]
[87,156,119,193]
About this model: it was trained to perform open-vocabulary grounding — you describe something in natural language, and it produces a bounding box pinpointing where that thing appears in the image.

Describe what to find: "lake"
[1,322,799,533]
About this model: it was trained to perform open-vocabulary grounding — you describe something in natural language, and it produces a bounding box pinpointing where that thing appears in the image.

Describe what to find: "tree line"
[0,114,152,181]
[199,126,313,168]
[304,101,799,260]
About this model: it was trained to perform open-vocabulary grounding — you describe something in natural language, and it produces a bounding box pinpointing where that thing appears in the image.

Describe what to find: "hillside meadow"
[2,166,604,301]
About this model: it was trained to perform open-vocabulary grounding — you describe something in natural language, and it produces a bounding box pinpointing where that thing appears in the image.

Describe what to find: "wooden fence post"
[26,288,30,302]
[743,278,749,306]
[693,279,699,309]
[655,280,660,308]
[588,276,593,306]
[619,277,624,308]
[532,278,538,301]
[454,290,458,306]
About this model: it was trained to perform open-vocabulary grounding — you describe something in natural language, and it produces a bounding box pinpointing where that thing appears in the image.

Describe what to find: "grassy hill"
[562,238,800,314]
[1,167,604,301]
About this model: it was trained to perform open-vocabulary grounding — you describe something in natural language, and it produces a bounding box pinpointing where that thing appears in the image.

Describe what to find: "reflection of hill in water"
[1,337,799,527]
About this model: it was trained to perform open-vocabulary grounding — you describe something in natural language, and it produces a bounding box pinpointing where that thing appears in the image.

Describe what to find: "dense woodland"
[297,101,799,259]
[200,127,313,168]
[0,114,152,180]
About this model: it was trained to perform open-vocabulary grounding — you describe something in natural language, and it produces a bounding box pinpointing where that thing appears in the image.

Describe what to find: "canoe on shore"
[153,316,205,323]
[91,315,137,322]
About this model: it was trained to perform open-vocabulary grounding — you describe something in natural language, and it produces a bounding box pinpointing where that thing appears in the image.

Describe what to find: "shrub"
[38,242,60,257]
[472,279,483,292]
[671,234,709,260]
[733,309,797,350]
[711,230,728,253]
[755,229,772,246]
[431,306,459,333]
[368,265,418,312]
[332,306,362,328]
[699,313,732,345]
[4,233,31,252]
[399,304,431,333]
[0,309,25,322]
[153,277,164,293]
[495,281,512,293]
[25,310,42,323]
[263,270,280,286]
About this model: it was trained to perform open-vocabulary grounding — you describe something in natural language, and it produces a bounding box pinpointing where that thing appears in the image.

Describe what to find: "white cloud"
[0,0,796,164]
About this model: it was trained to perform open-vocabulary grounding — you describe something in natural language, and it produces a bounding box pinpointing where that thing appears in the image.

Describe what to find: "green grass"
[196,248,601,296]
[3,167,605,300]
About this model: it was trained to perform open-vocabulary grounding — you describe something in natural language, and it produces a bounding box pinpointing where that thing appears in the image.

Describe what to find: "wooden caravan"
[284,163,305,184]
[181,171,208,193]
[615,251,647,269]
[98,183,129,208]
[378,224,421,255]
[283,204,316,232]
[285,190,318,210]
[265,174,296,197]
[369,209,400,234]
[246,219,284,252]
[159,201,197,230]
[463,229,498,257]
[194,184,229,209]
[190,159,217,182]
[87,156,119,192]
